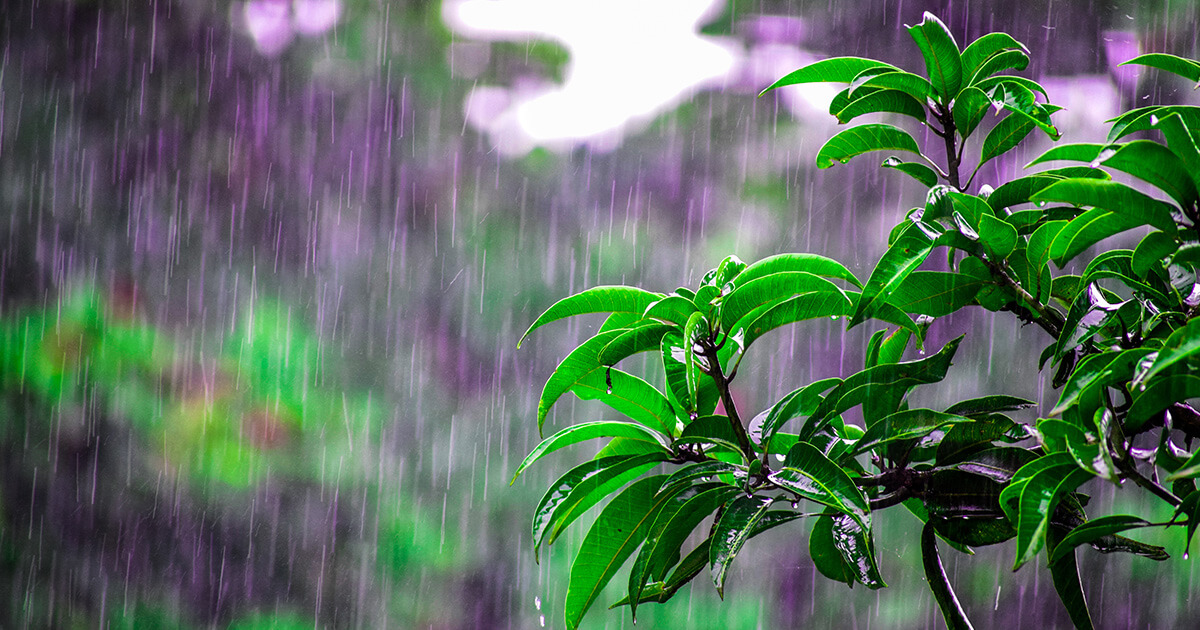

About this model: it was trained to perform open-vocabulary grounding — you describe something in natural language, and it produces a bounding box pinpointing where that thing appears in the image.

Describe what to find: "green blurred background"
[2,0,1199,627]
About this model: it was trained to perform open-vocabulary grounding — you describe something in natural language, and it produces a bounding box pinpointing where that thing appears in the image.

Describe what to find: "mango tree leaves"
[565,475,674,630]
[733,291,855,354]
[1138,318,1200,385]
[886,271,984,317]
[572,368,679,436]
[849,223,933,328]
[512,421,670,483]
[1049,515,1165,564]
[834,89,927,124]
[907,12,962,101]
[731,253,862,290]
[538,329,624,432]
[1047,525,1095,630]
[847,408,972,457]
[1120,52,1200,82]
[850,70,933,102]
[882,156,940,187]
[768,442,871,527]
[519,286,661,347]
[1000,452,1097,569]
[811,511,887,588]
[719,271,843,331]
[960,31,1028,83]
[1032,179,1178,234]
[752,377,843,450]
[979,113,1036,167]
[815,124,923,169]
[709,495,774,595]
[760,57,898,94]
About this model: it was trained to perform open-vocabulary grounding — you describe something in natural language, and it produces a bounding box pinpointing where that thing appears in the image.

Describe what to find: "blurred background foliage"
[1,0,1199,627]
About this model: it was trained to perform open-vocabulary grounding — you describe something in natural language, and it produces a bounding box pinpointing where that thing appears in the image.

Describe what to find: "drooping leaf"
[682,311,709,405]
[1098,140,1199,209]
[1049,515,1163,564]
[834,89,927,124]
[828,511,887,588]
[1026,143,1107,167]
[973,74,1050,99]
[1047,526,1096,630]
[907,11,963,100]
[815,124,923,169]
[945,395,1036,417]
[922,522,975,630]
[887,271,984,317]
[809,511,856,586]
[538,329,623,433]
[987,167,1109,212]
[848,408,972,457]
[532,453,667,560]
[1050,348,1154,417]
[953,86,992,140]
[1120,52,1200,82]
[1131,231,1180,279]
[882,156,940,187]
[573,368,678,436]
[512,421,669,483]
[760,57,898,95]
[849,223,933,328]
[709,495,774,596]
[520,286,661,347]
[979,111,1036,167]
[966,48,1029,85]
[564,475,672,630]
[768,442,871,527]
[753,377,843,450]
[1154,113,1200,192]
[1033,179,1178,234]
[677,415,745,460]
[661,332,718,419]
[934,415,1031,467]
[1139,317,1200,386]
[1107,105,1200,142]
[1008,453,1096,569]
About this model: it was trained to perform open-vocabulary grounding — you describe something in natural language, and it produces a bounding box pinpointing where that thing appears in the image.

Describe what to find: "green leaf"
[1050,348,1154,417]
[968,48,1030,85]
[1007,453,1096,569]
[850,70,933,102]
[1174,491,1200,556]
[1131,231,1179,278]
[643,295,698,326]
[677,415,745,459]
[1120,52,1200,82]
[987,80,1059,139]
[886,271,984,317]
[961,32,1029,84]
[532,453,667,559]
[733,291,855,354]
[987,167,1109,212]
[907,11,963,100]
[1129,374,1200,432]
[626,485,739,614]
[848,408,972,457]
[1026,143,1106,167]
[760,57,898,95]
[709,495,774,596]
[1047,526,1096,630]
[977,212,1018,259]
[815,124,923,169]
[753,377,843,451]
[834,89,927,124]
[849,223,933,329]
[882,157,939,187]
[1049,515,1161,564]
[682,312,709,405]
[564,474,673,630]
[952,86,991,139]
[806,336,964,437]
[719,271,842,331]
[828,512,887,588]
[597,322,677,366]
[945,395,1036,417]
[732,253,862,290]
[935,414,1031,464]
[1107,105,1200,142]
[1154,113,1200,193]
[661,332,717,419]
[538,329,623,433]
[1138,318,1200,386]
[922,522,975,630]
[573,368,679,436]
[1047,207,1147,267]
[512,421,669,483]
[809,512,856,586]
[1031,176,1176,235]
[979,111,1036,167]
[1099,140,1199,209]
[973,74,1050,100]
[519,286,661,347]
[768,442,871,527]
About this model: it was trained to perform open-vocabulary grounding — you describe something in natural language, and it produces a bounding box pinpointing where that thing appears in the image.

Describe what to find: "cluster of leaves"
[515,12,1200,630]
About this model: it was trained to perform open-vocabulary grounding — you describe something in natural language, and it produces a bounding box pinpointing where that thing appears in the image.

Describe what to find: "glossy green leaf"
[520,286,661,347]
[768,442,871,527]
[882,156,940,187]
[979,110,1036,167]
[945,395,1036,417]
[564,475,672,630]
[1008,453,1096,569]
[961,32,1028,83]
[815,124,922,169]
[1026,143,1106,167]
[968,48,1029,85]
[1099,140,1199,209]
[1120,52,1200,82]
[573,364,681,434]
[886,271,984,317]
[849,223,933,329]
[512,421,669,483]
[683,312,708,405]
[760,57,898,95]
[732,253,862,290]
[848,408,972,456]
[1174,491,1200,556]
[753,377,843,450]
[709,495,774,595]
[987,167,1109,212]
[1139,314,1200,386]
[597,322,676,366]
[973,74,1049,99]
[538,329,623,433]
[922,522,974,630]
[809,512,856,586]
[677,415,745,459]
[977,212,1018,259]
[660,460,742,495]
[953,86,991,139]
[1131,231,1179,278]
[907,12,963,100]
[850,70,933,102]
[1129,375,1200,432]
[1154,113,1200,192]
[661,332,717,419]
[734,291,855,354]
[1047,525,1095,630]
[1050,348,1153,417]
[935,414,1031,464]
[829,511,886,588]
[643,295,698,326]
[532,453,666,559]
[834,89,927,124]
[987,80,1059,139]
[719,271,842,331]
[806,336,964,437]
[1107,105,1200,142]
[1047,207,1147,267]
[1049,515,1160,564]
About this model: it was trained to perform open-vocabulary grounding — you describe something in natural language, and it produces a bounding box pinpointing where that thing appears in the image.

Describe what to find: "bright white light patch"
[444,0,739,154]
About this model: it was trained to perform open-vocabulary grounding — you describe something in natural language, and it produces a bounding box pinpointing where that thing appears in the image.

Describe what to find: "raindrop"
[535,596,542,610]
